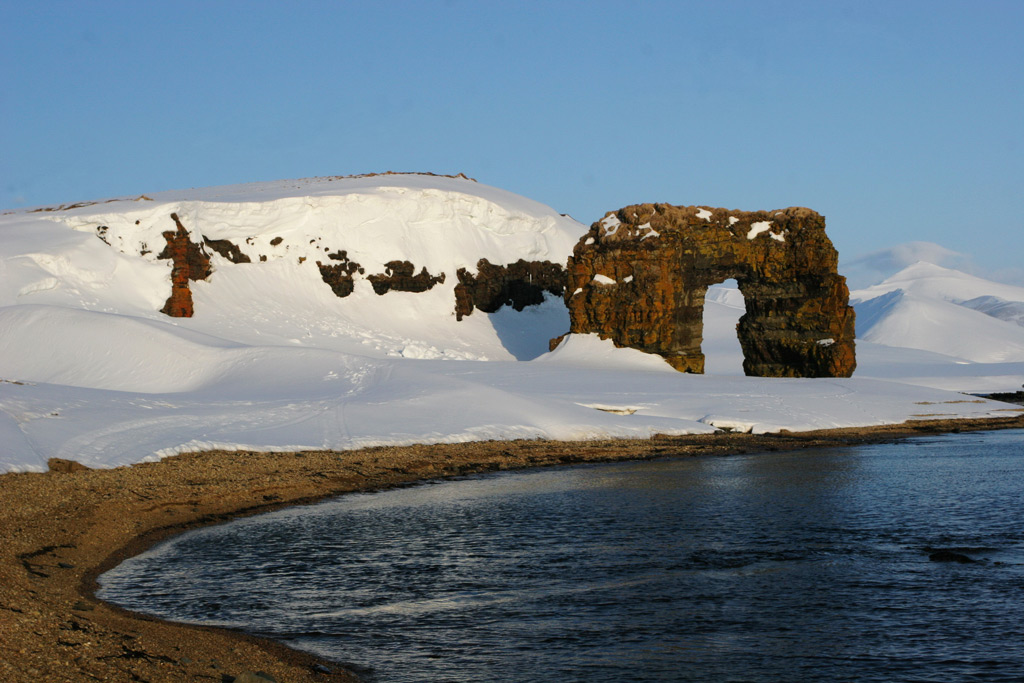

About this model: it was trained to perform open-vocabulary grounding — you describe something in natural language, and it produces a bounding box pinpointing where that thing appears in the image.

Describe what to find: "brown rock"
[203,237,252,264]
[367,260,445,295]
[564,204,856,377]
[157,214,212,318]
[454,259,566,320]
[316,250,363,298]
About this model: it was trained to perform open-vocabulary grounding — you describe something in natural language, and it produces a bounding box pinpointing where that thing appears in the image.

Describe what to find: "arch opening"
[702,278,746,375]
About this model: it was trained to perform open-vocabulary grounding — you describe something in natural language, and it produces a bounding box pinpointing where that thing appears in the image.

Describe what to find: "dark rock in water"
[562,204,856,377]
[929,549,976,563]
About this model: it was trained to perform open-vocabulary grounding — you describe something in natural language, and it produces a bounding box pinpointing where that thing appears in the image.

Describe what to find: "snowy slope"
[853,261,1024,307]
[0,178,1019,472]
[850,263,1024,364]
[839,241,977,290]
[3,174,581,362]
[853,289,1024,363]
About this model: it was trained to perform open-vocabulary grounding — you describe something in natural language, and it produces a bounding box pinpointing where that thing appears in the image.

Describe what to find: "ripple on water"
[99,430,1024,682]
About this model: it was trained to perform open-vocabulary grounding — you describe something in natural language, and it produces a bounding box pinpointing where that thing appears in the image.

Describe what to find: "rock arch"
[563,204,856,377]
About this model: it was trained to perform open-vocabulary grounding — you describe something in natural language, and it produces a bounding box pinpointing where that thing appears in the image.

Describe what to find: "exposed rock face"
[316,250,364,298]
[454,259,566,321]
[565,204,856,377]
[367,260,446,295]
[157,214,212,317]
[202,236,251,264]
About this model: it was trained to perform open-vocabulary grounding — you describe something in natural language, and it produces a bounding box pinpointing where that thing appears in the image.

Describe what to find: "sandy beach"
[3,414,1023,683]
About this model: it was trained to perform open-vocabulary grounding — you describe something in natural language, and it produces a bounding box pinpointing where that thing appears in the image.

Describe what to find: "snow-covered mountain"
[851,263,1024,363]
[839,241,978,290]
[0,176,1018,472]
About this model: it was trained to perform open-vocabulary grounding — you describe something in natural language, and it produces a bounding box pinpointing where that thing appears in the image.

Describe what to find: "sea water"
[99,430,1024,682]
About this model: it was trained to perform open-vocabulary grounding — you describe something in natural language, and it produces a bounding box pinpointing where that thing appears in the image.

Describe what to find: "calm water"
[99,430,1024,682]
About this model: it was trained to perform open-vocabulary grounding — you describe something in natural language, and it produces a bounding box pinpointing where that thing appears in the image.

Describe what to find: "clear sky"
[3,1,1022,280]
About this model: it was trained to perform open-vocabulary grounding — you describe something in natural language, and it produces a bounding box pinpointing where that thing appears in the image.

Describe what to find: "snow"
[599,214,620,235]
[637,222,660,241]
[592,274,616,286]
[840,242,977,289]
[0,175,1020,472]
[639,228,660,241]
[747,221,772,239]
[744,222,784,242]
[959,296,1024,327]
[850,264,1024,365]
[853,261,1024,305]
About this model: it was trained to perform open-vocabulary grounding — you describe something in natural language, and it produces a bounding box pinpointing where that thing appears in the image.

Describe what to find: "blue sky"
[3,1,1022,279]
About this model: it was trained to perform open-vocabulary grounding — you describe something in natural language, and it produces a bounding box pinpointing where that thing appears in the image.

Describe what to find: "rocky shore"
[3,414,1023,682]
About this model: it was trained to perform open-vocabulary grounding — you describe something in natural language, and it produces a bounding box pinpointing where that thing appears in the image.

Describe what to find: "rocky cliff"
[564,204,856,377]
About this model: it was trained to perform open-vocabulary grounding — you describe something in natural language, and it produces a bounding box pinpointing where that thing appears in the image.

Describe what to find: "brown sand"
[3,414,1023,682]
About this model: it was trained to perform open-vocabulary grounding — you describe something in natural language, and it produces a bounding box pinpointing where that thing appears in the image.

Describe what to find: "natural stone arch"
[562,204,856,377]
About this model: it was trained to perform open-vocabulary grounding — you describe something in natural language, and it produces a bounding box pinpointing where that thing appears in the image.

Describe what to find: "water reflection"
[100,431,1024,682]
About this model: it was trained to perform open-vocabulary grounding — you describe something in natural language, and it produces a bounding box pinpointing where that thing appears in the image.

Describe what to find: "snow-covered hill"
[839,241,978,290]
[2,174,580,363]
[849,262,1024,386]
[0,177,1019,472]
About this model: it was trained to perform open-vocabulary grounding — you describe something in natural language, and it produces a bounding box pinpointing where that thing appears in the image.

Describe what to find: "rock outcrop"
[157,213,212,317]
[316,250,364,298]
[564,204,856,377]
[454,259,566,321]
[202,236,251,264]
[367,261,446,295]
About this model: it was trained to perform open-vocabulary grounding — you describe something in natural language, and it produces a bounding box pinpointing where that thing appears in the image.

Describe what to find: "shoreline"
[3,414,1023,682]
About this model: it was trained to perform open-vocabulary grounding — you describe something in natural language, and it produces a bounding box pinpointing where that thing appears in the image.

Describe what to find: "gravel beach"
[3,414,1023,683]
